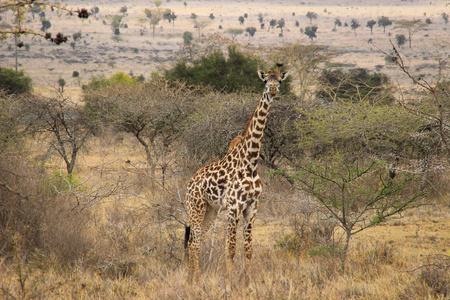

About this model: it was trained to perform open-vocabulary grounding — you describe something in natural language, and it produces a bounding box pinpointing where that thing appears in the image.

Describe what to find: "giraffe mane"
[240,103,259,138]
[227,135,245,152]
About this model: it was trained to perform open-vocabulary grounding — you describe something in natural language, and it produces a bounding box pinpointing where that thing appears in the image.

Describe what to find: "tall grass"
[1,133,448,299]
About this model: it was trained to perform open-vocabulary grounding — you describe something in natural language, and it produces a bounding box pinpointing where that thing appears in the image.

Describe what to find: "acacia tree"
[284,92,429,268]
[226,28,244,41]
[245,27,256,42]
[288,156,424,269]
[334,18,342,29]
[366,20,376,34]
[350,19,360,35]
[442,12,449,24]
[19,93,91,176]
[108,15,124,35]
[192,19,210,39]
[267,43,332,101]
[83,79,198,183]
[304,25,318,41]
[277,18,285,33]
[378,16,392,33]
[376,42,450,159]
[306,11,317,24]
[395,19,427,48]
[143,8,162,37]
[269,19,277,30]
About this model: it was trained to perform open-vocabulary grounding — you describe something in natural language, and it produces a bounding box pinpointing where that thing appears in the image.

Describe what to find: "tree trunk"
[341,228,352,272]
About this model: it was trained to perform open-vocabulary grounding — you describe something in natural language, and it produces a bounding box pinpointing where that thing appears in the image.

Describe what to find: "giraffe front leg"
[226,209,239,285]
[243,200,258,286]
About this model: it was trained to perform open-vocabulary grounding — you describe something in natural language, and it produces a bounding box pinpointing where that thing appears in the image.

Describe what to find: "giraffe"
[185,63,288,283]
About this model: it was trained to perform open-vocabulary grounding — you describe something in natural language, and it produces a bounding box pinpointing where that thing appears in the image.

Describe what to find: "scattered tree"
[58,78,66,93]
[277,18,285,33]
[154,0,163,8]
[442,12,449,24]
[366,20,376,34]
[395,34,406,47]
[70,31,82,49]
[395,19,427,48]
[182,31,194,45]
[334,18,342,29]
[108,15,124,35]
[245,27,257,41]
[269,19,277,30]
[209,13,215,20]
[119,6,127,15]
[350,19,360,35]
[226,28,244,41]
[257,13,264,24]
[378,16,392,33]
[40,19,52,33]
[90,6,99,18]
[193,19,210,39]
[163,10,177,26]
[306,11,318,24]
[304,26,318,41]
[143,8,162,37]
[238,16,245,25]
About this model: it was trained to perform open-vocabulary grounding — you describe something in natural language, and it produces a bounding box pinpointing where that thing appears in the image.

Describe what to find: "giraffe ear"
[258,71,266,82]
[280,71,289,82]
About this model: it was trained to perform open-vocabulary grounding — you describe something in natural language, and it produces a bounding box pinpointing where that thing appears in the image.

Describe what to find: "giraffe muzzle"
[270,87,277,96]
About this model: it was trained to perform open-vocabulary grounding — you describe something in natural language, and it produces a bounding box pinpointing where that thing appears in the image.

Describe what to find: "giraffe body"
[185,64,288,282]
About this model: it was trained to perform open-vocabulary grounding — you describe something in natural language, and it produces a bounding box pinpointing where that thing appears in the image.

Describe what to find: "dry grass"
[1,129,449,299]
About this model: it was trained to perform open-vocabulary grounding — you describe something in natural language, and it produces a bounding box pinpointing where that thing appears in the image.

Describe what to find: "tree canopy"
[165,46,284,94]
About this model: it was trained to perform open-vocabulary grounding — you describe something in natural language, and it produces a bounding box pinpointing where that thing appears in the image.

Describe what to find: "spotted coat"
[185,64,288,282]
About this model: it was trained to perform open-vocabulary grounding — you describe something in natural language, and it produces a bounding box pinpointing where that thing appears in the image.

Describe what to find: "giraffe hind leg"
[186,194,207,283]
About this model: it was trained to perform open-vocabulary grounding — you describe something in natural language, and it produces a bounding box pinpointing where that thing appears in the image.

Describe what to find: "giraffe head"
[258,63,288,97]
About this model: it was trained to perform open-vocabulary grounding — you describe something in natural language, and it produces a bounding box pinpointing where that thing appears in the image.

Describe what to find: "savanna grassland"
[1,0,449,299]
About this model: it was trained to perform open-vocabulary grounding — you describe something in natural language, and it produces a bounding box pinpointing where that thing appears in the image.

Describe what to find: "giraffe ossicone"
[185,63,288,283]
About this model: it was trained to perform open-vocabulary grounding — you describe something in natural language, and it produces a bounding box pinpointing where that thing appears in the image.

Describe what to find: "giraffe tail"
[184,225,191,249]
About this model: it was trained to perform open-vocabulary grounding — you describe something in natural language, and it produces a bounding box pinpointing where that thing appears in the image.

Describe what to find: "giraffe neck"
[239,92,272,167]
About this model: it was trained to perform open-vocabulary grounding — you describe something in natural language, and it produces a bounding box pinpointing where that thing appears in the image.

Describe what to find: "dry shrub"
[418,254,450,297]
[352,242,398,269]
[0,149,95,265]
[274,196,337,257]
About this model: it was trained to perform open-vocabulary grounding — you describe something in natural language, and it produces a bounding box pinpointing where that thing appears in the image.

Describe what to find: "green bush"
[0,67,32,95]
[82,72,139,90]
[165,46,290,94]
